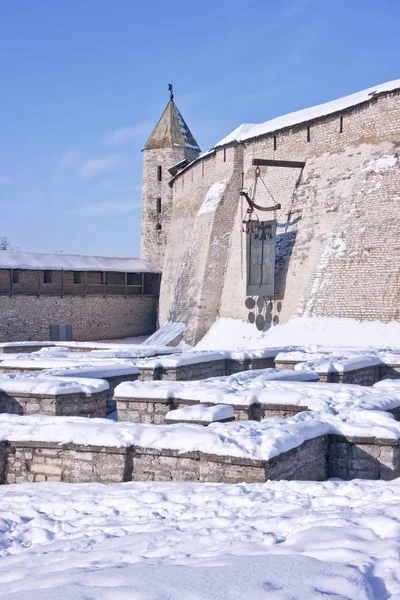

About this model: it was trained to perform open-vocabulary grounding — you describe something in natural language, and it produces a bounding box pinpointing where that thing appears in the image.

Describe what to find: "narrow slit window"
[156,198,161,214]
[340,115,344,133]
[241,172,244,188]
[157,165,162,181]
[223,148,226,162]
[43,271,52,284]
[202,162,204,177]
[307,126,311,142]
[273,135,277,151]
[12,269,19,284]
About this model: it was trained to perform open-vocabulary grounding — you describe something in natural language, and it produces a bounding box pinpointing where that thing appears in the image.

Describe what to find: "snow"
[1,376,400,459]
[198,180,228,215]
[294,355,382,373]
[115,376,400,413]
[137,348,282,369]
[215,78,400,146]
[45,364,140,378]
[0,412,332,460]
[197,316,400,350]
[0,341,55,350]
[0,250,161,272]
[0,373,109,395]
[362,154,398,173]
[141,320,186,346]
[166,404,234,422]
[114,369,320,403]
[0,357,140,376]
[1,478,398,598]
[136,350,230,369]
[375,379,400,389]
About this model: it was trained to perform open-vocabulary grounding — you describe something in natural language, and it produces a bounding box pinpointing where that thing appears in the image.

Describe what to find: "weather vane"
[168,82,174,101]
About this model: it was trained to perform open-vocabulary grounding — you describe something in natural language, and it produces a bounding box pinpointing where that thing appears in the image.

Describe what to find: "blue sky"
[0,0,399,257]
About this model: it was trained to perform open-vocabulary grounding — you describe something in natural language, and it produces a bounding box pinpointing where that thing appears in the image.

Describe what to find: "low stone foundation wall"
[0,436,328,485]
[139,357,276,382]
[1,433,399,484]
[116,396,310,423]
[225,357,275,375]
[318,365,381,386]
[139,359,228,381]
[274,362,381,386]
[380,365,400,380]
[328,435,400,480]
[96,373,139,415]
[274,360,298,371]
[0,390,107,418]
[4,442,130,484]
[0,344,55,355]
[117,397,194,424]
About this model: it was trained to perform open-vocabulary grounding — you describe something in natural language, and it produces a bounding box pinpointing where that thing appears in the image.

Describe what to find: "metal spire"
[168,82,174,101]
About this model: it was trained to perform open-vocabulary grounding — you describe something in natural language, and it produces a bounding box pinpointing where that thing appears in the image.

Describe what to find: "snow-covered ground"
[0,478,399,599]
[196,316,400,350]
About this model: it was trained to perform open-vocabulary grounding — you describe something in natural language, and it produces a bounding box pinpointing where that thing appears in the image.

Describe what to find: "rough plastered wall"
[160,90,400,343]
[0,295,158,342]
[141,147,199,270]
[159,145,243,344]
[220,90,400,329]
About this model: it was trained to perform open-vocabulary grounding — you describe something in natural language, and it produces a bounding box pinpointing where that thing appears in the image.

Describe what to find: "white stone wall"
[159,90,400,343]
[141,147,199,269]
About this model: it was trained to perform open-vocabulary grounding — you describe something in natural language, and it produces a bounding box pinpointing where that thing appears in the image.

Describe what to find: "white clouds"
[80,155,122,179]
[68,201,140,216]
[60,147,83,169]
[0,177,13,185]
[102,122,152,147]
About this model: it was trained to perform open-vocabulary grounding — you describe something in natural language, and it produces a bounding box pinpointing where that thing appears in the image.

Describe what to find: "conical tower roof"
[143,89,200,151]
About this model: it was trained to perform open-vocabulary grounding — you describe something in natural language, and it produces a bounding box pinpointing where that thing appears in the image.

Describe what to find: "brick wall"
[0,295,158,342]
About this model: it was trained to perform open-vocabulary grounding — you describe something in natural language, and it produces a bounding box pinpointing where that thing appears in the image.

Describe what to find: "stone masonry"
[0,389,107,418]
[0,294,158,342]
[151,87,400,344]
[1,433,399,484]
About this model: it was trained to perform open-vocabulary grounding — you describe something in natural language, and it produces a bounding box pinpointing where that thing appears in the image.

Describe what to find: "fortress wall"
[159,146,241,342]
[165,91,400,343]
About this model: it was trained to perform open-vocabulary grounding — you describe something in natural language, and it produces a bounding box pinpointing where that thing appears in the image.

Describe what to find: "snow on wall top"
[215,78,400,146]
[0,251,161,273]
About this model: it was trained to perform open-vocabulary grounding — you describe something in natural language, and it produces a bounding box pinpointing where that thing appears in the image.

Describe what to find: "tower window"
[157,165,162,181]
[156,198,161,214]
[73,272,83,284]
[307,126,311,142]
[12,269,19,284]
[202,162,204,177]
[223,148,226,162]
[339,115,344,133]
[43,271,52,284]
[273,135,277,151]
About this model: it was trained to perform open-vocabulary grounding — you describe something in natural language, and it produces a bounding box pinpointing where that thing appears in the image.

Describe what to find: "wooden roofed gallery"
[0,251,161,342]
[0,251,161,297]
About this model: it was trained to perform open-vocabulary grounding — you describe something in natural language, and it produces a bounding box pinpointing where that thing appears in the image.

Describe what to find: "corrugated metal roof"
[143,100,200,151]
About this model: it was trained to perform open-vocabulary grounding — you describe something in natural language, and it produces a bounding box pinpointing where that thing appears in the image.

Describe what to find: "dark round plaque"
[256,314,265,331]
[248,312,255,324]
[245,297,256,310]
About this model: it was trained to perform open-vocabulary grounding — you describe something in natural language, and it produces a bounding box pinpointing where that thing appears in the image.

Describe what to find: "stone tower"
[141,86,201,269]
